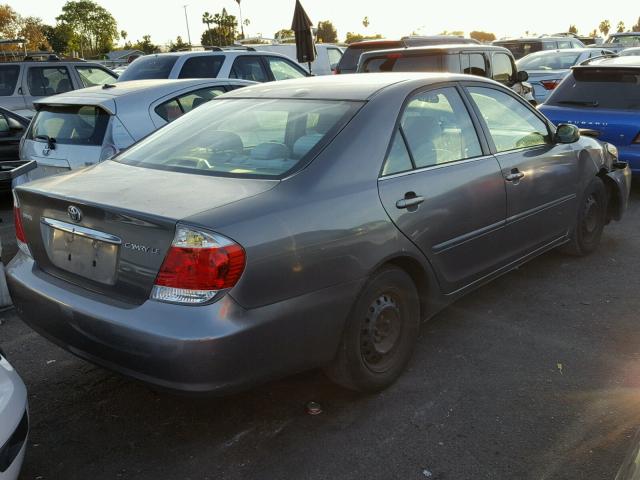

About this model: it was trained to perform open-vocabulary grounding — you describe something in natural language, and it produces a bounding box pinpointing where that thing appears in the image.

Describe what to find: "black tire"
[562,176,607,256]
[324,266,420,393]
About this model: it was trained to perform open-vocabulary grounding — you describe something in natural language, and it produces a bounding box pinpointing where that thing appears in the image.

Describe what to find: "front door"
[464,84,578,256]
[378,85,509,294]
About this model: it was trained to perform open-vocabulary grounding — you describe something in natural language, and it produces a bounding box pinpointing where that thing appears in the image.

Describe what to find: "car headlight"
[605,142,619,161]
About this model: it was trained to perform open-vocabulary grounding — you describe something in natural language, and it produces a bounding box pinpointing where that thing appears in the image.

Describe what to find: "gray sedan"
[6,73,631,394]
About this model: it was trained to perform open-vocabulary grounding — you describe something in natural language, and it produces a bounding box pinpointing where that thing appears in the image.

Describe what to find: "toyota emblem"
[67,205,83,223]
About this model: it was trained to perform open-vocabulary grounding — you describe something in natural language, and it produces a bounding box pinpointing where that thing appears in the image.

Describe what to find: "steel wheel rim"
[582,194,599,236]
[360,292,403,373]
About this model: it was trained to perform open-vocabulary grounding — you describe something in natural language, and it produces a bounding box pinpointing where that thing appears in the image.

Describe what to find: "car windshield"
[337,43,401,72]
[115,98,362,178]
[517,52,581,70]
[607,35,640,47]
[494,41,542,58]
[28,105,110,145]
[117,55,179,81]
[546,69,640,110]
[360,54,443,73]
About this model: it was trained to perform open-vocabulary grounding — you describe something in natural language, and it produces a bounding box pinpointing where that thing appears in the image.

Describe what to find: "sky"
[8,0,640,47]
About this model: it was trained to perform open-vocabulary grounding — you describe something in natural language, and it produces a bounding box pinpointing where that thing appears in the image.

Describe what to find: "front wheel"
[562,176,607,256]
[324,266,420,393]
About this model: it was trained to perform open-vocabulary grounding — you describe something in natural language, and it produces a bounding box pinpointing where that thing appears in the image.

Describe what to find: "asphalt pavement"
[1,185,640,480]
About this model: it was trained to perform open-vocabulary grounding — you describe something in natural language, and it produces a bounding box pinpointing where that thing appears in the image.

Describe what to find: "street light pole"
[183,5,192,46]
[236,0,244,38]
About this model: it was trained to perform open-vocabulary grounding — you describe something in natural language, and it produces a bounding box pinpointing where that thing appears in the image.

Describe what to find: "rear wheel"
[324,266,420,393]
[562,176,607,256]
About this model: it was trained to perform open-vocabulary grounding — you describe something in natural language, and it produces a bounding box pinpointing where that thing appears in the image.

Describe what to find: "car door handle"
[396,196,425,209]
[505,170,525,182]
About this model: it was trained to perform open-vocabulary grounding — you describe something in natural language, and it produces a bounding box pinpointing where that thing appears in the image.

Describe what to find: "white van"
[234,42,344,75]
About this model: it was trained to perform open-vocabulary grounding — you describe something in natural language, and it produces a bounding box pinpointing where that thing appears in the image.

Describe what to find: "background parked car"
[117,50,310,83]
[620,47,640,57]
[335,35,479,74]
[357,44,535,102]
[7,73,630,397]
[18,78,254,184]
[0,107,35,193]
[0,347,28,480]
[0,57,117,117]
[539,56,640,174]
[593,32,640,54]
[493,36,585,59]
[516,48,615,103]
[233,42,344,75]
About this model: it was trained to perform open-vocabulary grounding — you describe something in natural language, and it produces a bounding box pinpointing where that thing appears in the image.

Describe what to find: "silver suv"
[0,57,117,117]
[117,49,310,83]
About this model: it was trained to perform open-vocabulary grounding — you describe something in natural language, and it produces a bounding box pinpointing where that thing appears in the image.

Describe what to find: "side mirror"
[516,70,529,82]
[555,124,581,144]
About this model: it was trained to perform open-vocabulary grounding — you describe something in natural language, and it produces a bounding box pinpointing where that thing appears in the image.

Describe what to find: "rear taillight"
[386,53,403,60]
[540,79,561,90]
[633,132,640,144]
[151,226,245,305]
[13,192,30,257]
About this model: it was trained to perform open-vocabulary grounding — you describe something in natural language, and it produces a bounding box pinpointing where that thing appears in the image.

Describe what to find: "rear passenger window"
[154,87,227,122]
[461,53,486,76]
[230,56,269,82]
[557,40,572,49]
[327,48,343,70]
[266,57,306,81]
[0,66,20,96]
[382,133,413,175]
[178,56,224,78]
[398,87,482,169]
[27,67,72,96]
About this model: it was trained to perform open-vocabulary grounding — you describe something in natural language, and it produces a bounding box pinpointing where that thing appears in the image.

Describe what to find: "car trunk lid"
[15,160,279,303]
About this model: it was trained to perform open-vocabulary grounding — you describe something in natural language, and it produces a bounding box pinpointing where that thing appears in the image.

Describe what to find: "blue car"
[540,56,640,174]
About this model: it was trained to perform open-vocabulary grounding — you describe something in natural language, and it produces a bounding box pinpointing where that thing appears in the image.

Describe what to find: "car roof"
[576,56,640,68]
[521,48,601,56]
[135,50,296,59]
[360,44,510,57]
[495,37,572,42]
[609,32,640,36]
[219,72,495,101]
[33,78,254,113]
[0,60,102,67]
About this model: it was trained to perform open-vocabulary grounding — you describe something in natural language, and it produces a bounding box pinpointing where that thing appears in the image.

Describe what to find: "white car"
[0,348,28,480]
[18,78,254,184]
[117,50,311,83]
[234,43,344,75]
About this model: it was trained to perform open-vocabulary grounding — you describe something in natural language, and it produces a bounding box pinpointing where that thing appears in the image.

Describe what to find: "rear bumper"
[618,145,640,174]
[6,253,361,394]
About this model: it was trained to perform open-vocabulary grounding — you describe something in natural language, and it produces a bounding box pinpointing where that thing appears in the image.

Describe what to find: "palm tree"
[202,11,214,46]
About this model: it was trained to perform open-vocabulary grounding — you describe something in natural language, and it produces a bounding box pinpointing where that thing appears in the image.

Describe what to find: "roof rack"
[222,45,256,51]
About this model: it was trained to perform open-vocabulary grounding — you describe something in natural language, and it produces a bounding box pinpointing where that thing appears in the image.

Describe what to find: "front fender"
[605,164,632,221]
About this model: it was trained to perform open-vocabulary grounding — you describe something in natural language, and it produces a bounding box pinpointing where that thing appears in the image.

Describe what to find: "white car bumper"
[0,352,28,480]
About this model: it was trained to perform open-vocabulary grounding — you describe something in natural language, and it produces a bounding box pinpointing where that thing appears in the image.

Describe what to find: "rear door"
[377,84,509,293]
[229,55,270,82]
[0,65,26,113]
[464,84,578,256]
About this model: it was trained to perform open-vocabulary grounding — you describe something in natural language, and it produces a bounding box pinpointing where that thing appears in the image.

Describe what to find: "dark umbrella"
[290,0,316,73]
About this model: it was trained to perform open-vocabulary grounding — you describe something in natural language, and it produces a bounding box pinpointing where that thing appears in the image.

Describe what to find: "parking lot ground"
[1,185,640,480]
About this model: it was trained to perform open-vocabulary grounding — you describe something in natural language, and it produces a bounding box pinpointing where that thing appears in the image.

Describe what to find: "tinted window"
[462,53,486,76]
[27,67,72,96]
[607,35,640,47]
[557,40,572,49]
[492,53,515,83]
[517,52,582,70]
[117,55,179,81]
[230,56,269,82]
[468,87,549,152]
[117,99,360,178]
[178,56,224,78]
[266,57,306,80]
[327,48,343,70]
[0,66,20,96]
[154,87,227,122]
[337,42,403,72]
[400,87,482,168]
[546,69,640,110]
[29,106,110,146]
[382,132,413,176]
[360,54,442,73]
[76,66,117,87]
[495,41,542,59]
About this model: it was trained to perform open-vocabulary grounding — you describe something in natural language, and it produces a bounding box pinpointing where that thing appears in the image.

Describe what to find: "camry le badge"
[67,205,83,222]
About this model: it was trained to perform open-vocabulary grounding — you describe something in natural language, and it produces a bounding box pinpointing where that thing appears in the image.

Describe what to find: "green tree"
[469,30,496,42]
[56,0,119,57]
[274,28,294,41]
[0,5,20,39]
[131,34,159,54]
[344,32,382,44]
[19,17,50,51]
[617,21,625,33]
[632,17,640,32]
[202,12,214,46]
[168,35,190,52]
[211,8,237,46]
[568,25,578,34]
[589,29,598,38]
[316,20,337,43]
[42,24,73,54]
[598,19,611,37]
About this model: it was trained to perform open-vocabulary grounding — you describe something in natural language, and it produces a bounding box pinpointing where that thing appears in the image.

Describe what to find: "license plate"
[42,219,120,285]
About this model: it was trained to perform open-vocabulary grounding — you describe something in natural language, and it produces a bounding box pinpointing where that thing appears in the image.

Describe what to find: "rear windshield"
[517,52,581,70]
[360,54,443,73]
[607,35,640,47]
[0,65,20,96]
[117,55,179,81]
[116,98,361,178]
[338,43,402,72]
[494,41,542,58]
[546,69,640,110]
[29,106,110,146]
